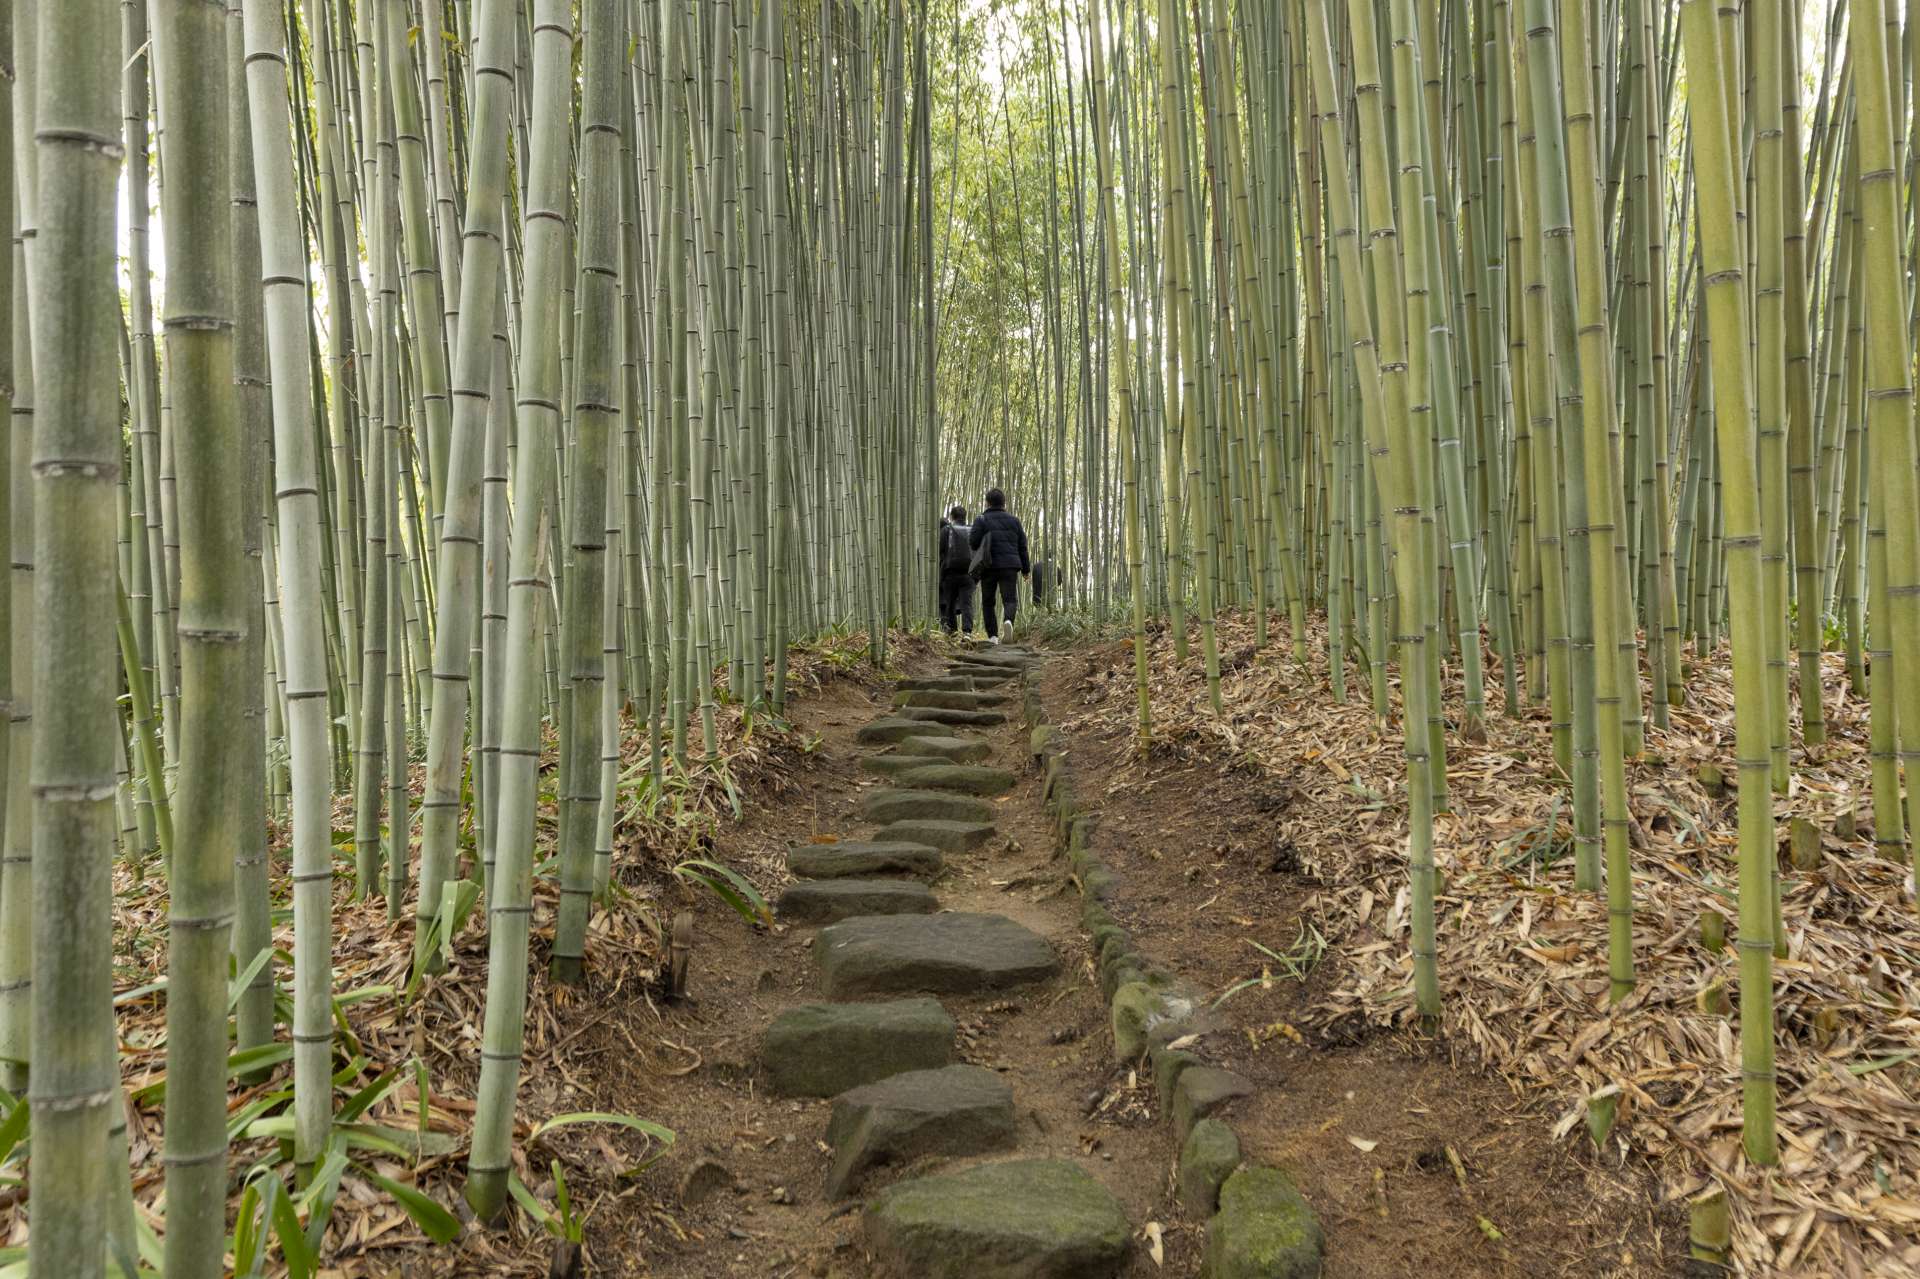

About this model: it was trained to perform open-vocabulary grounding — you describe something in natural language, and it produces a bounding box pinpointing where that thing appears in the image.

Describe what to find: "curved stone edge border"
[1019,674,1328,1278]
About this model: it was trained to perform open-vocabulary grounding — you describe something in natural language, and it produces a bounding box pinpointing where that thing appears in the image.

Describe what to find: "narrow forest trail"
[513,641,1176,1278]
[492,635,1673,1279]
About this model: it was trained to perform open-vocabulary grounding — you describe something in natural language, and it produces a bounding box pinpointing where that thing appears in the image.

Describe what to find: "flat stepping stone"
[777,878,938,925]
[762,998,954,1096]
[900,705,1008,727]
[860,753,953,778]
[825,1064,1016,1198]
[895,676,981,692]
[949,656,1033,675]
[957,666,1018,684]
[860,788,994,825]
[817,913,1057,997]
[859,716,944,744]
[891,763,1016,796]
[897,734,993,763]
[894,688,1007,711]
[787,841,943,880]
[954,644,1036,662]
[871,818,996,854]
[864,1158,1129,1279]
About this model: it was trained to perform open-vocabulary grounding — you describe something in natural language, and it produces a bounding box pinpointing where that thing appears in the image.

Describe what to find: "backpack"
[942,524,972,575]
[967,528,995,582]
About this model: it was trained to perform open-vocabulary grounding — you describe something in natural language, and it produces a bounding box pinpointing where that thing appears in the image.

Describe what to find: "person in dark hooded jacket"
[968,488,1030,642]
[937,504,976,635]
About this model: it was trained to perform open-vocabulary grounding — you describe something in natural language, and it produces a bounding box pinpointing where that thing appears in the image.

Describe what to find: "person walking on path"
[969,488,1030,643]
[938,504,976,636]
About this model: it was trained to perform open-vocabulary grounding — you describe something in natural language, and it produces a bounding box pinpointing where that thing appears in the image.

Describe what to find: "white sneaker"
[1000,622,1014,643]
[988,634,1001,645]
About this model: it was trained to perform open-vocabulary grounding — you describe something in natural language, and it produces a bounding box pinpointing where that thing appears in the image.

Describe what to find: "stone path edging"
[1019,677,1329,1278]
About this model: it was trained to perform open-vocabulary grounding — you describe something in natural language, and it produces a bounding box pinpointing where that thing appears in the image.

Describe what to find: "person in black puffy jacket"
[968,488,1030,642]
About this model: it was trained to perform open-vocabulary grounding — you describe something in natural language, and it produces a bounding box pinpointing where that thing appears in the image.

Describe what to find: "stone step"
[948,656,1034,676]
[858,715,947,745]
[894,675,982,693]
[787,841,944,880]
[893,688,1007,711]
[899,705,1008,728]
[870,818,996,855]
[817,912,1057,997]
[825,1064,1016,1198]
[859,788,994,826]
[948,649,1029,668]
[895,734,993,763]
[887,763,1016,797]
[761,998,954,1097]
[938,671,1017,690]
[863,1159,1130,1279]
[859,753,955,779]
[777,878,939,925]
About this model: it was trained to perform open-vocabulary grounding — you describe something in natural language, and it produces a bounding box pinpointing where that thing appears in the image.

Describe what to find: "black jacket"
[969,507,1030,573]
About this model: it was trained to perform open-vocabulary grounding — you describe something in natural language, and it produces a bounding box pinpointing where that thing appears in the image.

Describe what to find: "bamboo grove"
[11,0,942,1271]
[934,0,1902,1184]
[4,0,1915,1269]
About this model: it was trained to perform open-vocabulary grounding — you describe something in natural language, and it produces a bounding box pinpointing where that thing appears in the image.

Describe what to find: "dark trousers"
[981,568,1020,636]
[939,573,975,634]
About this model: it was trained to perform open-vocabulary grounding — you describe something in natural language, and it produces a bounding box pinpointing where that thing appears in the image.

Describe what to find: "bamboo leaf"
[363,1170,463,1245]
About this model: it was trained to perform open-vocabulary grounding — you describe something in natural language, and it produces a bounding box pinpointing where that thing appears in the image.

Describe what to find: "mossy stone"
[891,763,1018,797]
[860,788,995,826]
[1204,1167,1323,1279]
[761,999,953,1097]
[864,1158,1130,1279]
[1102,959,1145,1002]
[1090,923,1129,959]
[1174,1067,1255,1139]
[1080,900,1116,932]
[1067,817,1095,852]
[1179,1119,1242,1216]
[1151,1044,1202,1110]
[816,913,1058,997]
[861,753,956,778]
[1111,981,1161,1061]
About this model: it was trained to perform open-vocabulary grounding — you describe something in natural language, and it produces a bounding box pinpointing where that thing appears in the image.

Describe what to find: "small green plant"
[1498,794,1572,870]
[672,857,772,927]
[506,1111,679,1243]
[1211,922,1328,1008]
[511,1159,584,1245]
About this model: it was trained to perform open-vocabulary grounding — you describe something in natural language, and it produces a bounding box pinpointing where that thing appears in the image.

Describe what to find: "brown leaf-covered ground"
[1050,609,1919,1278]
[9,630,941,1276]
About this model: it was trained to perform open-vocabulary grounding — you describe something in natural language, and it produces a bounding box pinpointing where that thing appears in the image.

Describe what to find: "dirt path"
[440,638,1671,1278]
[535,644,1178,1278]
